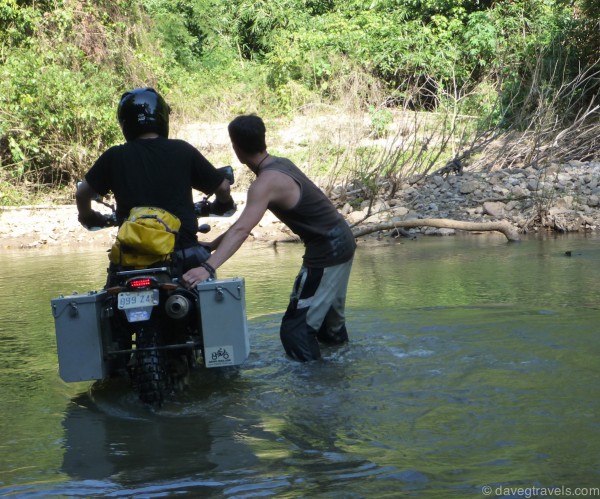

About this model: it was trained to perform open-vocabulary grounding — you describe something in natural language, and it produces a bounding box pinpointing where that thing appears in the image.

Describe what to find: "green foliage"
[0,0,596,203]
[140,0,208,68]
[462,11,497,68]
[0,1,40,52]
[569,0,600,66]
[368,106,393,138]
[0,48,121,184]
[0,1,170,190]
[219,0,311,60]
[483,0,590,127]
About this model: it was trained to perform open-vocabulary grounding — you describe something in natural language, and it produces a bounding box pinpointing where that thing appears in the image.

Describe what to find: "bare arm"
[182,177,272,286]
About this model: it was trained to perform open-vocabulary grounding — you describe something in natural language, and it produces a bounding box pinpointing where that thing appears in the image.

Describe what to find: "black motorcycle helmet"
[117,87,170,142]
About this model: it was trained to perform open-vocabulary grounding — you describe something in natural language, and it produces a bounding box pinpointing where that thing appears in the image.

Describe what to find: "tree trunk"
[351,218,521,242]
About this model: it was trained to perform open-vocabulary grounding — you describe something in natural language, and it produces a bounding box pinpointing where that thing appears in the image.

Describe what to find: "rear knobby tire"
[134,327,169,408]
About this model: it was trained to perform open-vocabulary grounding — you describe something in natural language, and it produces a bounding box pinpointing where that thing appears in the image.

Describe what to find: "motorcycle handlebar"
[220,165,235,185]
[84,212,117,231]
[80,165,234,231]
[193,198,237,218]
[194,166,237,218]
[103,213,118,227]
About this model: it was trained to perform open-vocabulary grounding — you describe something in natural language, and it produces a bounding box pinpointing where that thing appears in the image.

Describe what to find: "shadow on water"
[49,313,415,497]
[53,304,599,498]
[1,235,600,497]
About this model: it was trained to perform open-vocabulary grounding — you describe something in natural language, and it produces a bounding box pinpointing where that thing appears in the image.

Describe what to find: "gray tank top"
[262,157,356,267]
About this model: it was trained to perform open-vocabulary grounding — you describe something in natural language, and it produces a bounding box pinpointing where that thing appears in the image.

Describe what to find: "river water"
[0,233,599,498]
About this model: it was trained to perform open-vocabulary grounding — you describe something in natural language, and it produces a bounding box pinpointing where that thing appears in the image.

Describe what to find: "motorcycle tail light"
[128,277,153,289]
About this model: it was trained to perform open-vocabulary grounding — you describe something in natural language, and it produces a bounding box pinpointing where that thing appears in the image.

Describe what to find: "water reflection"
[1,234,600,497]
[62,392,217,483]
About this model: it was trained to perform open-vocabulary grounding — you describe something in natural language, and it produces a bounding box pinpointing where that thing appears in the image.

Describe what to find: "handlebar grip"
[194,199,211,217]
[218,166,234,185]
[104,213,118,227]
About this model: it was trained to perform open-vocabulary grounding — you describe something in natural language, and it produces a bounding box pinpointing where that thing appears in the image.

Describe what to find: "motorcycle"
[51,167,249,408]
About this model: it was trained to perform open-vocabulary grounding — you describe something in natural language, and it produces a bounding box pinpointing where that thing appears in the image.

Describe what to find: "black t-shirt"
[85,137,224,248]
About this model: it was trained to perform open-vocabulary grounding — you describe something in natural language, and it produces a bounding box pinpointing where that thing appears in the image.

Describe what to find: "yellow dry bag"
[109,207,181,268]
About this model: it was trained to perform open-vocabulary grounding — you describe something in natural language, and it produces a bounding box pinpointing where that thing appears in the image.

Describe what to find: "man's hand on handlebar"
[194,165,237,217]
[209,198,236,216]
[194,198,237,217]
[78,210,113,230]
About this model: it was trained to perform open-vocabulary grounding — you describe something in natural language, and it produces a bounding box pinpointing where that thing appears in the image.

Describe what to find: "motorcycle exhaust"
[165,294,191,319]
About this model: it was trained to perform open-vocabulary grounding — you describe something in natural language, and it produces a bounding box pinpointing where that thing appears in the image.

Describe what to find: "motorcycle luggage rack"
[116,267,169,277]
[107,340,202,356]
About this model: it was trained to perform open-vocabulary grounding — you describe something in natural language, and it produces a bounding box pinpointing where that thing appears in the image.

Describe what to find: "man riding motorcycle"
[76,87,234,272]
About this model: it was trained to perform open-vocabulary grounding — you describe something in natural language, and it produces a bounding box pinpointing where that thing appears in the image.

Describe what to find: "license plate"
[118,290,159,310]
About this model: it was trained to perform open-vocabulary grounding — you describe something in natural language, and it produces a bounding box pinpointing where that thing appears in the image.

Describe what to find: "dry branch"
[352,218,521,242]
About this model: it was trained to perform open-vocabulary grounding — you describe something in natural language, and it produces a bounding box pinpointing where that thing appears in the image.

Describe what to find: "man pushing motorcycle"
[182,114,356,362]
[76,87,235,271]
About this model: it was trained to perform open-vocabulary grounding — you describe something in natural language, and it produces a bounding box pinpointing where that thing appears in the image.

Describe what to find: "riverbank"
[338,159,600,238]
[1,159,599,249]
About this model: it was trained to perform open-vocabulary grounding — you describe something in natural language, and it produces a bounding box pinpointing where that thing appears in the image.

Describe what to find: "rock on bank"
[338,160,600,237]
[1,160,600,249]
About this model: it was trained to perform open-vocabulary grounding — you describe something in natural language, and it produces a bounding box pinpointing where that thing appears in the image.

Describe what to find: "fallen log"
[351,218,521,242]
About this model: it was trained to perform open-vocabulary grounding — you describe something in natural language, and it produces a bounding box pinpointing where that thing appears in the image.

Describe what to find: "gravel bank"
[339,160,600,237]
[1,160,599,249]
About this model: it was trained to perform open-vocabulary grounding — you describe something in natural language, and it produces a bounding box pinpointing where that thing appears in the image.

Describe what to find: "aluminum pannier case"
[51,290,111,382]
[196,277,249,368]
